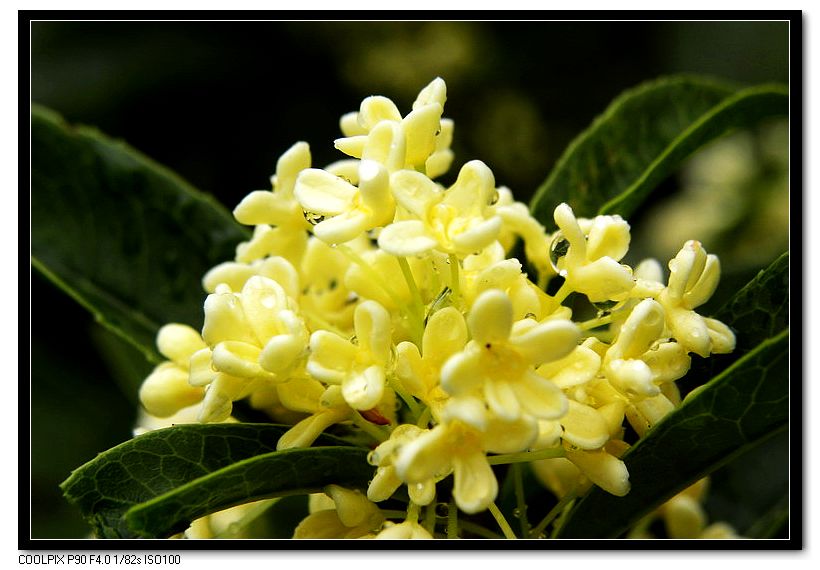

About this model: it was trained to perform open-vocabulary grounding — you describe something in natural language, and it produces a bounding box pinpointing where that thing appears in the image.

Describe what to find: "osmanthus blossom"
[135,76,743,539]
[193,276,310,422]
[294,158,394,245]
[335,77,450,175]
[293,485,385,539]
[377,160,502,258]
[440,288,579,422]
[657,240,736,357]
[551,202,635,303]
[306,299,393,411]
[393,397,539,514]
[231,141,313,265]
[138,324,207,418]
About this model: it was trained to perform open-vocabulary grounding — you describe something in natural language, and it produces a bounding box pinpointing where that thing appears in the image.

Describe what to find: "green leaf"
[31,105,249,363]
[705,428,788,538]
[556,329,789,539]
[60,423,370,538]
[683,252,789,391]
[125,445,372,538]
[529,76,788,226]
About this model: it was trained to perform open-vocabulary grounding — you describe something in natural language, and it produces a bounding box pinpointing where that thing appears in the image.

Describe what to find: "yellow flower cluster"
[138,78,735,535]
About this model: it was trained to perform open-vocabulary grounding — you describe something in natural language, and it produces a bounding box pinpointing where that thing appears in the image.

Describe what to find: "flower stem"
[397,256,426,345]
[578,313,615,331]
[487,446,566,465]
[529,487,577,538]
[446,495,459,539]
[351,411,390,443]
[511,463,531,538]
[488,501,517,539]
[448,254,461,302]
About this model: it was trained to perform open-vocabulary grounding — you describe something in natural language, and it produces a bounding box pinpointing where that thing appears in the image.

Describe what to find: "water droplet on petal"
[549,232,570,272]
[303,211,325,225]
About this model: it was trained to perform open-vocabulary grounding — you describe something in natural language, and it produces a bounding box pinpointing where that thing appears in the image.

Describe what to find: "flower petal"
[307,331,356,384]
[440,348,483,396]
[156,323,207,365]
[313,209,370,245]
[358,95,402,129]
[395,426,453,484]
[468,289,513,345]
[512,372,568,420]
[354,300,392,364]
[565,448,630,497]
[139,363,204,417]
[511,319,580,366]
[275,141,311,197]
[202,289,255,346]
[452,450,497,514]
[342,365,386,410]
[422,306,468,365]
[294,168,357,215]
[451,215,503,255]
[377,220,438,256]
[390,170,439,218]
[560,400,610,450]
[484,378,521,421]
[403,103,443,166]
[211,341,264,378]
[233,190,296,226]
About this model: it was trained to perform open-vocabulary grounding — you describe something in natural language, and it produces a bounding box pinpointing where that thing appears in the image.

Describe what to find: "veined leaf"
[31,105,249,363]
[529,76,788,226]
[684,252,789,391]
[60,423,367,538]
[125,446,372,539]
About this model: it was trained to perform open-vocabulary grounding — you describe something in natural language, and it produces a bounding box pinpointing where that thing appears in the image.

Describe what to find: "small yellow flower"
[394,306,467,411]
[441,289,578,421]
[336,77,449,173]
[393,397,537,514]
[293,485,385,539]
[658,240,736,357]
[306,299,393,410]
[367,424,437,506]
[378,160,502,258]
[294,159,394,245]
[275,384,353,450]
[194,276,310,422]
[231,142,312,264]
[552,203,635,303]
[138,324,207,417]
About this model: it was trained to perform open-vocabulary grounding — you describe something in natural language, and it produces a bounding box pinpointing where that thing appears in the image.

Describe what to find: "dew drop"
[303,211,326,225]
[488,189,500,206]
[512,508,522,519]
[434,502,450,518]
[549,233,570,272]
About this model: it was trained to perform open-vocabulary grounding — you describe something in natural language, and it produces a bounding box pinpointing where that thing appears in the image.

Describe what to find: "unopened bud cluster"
[138,78,736,538]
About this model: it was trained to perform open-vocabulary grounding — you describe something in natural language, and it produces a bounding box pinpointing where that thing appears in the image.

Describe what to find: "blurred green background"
[30,19,790,538]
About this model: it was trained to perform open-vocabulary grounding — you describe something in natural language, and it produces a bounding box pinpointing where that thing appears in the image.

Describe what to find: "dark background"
[29,18,791,538]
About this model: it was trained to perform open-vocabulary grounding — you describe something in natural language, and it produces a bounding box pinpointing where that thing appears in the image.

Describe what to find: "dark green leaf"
[60,423,367,538]
[529,76,788,226]
[125,445,373,538]
[683,252,789,392]
[31,105,249,363]
[556,329,789,538]
[705,428,788,538]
